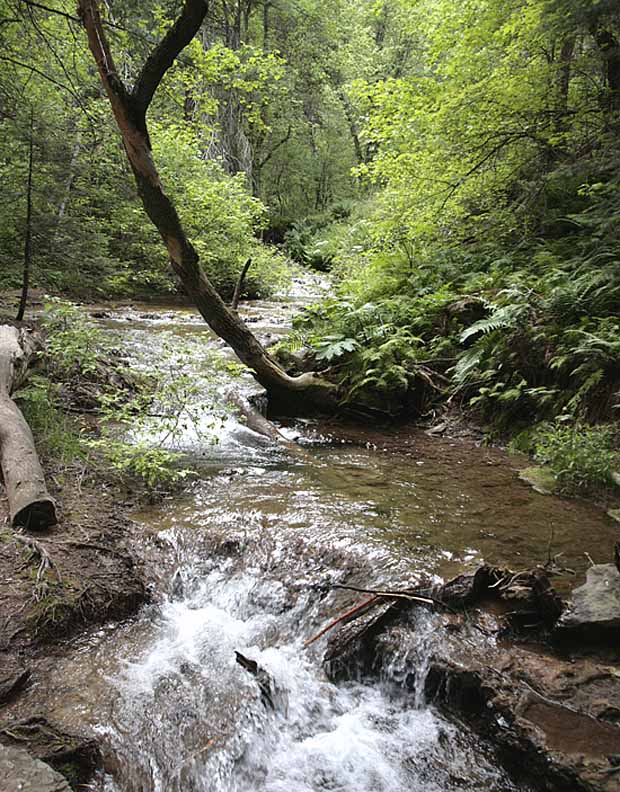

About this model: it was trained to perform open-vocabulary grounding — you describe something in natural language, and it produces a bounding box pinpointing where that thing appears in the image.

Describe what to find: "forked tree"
[77,0,335,412]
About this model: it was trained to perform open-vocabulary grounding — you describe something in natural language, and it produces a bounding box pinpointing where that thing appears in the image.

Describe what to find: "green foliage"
[314,335,359,362]
[24,301,207,493]
[15,375,85,465]
[40,299,111,380]
[87,440,192,490]
[533,422,620,496]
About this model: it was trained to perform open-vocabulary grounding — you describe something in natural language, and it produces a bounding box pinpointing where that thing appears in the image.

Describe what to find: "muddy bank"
[0,457,147,788]
[324,566,620,792]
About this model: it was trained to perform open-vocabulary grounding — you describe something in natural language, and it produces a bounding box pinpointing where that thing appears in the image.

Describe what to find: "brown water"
[21,276,618,791]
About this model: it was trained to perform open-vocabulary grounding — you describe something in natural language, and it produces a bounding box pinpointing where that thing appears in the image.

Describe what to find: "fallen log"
[0,325,57,530]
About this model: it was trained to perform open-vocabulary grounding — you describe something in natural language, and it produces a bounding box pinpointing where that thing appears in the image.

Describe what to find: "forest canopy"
[1,0,619,434]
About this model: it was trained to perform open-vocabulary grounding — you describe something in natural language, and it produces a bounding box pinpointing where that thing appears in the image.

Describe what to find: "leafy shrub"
[40,299,111,380]
[533,423,620,496]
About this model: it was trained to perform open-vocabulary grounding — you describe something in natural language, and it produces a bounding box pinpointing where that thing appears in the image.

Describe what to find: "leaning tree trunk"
[0,326,57,530]
[77,0,336,414]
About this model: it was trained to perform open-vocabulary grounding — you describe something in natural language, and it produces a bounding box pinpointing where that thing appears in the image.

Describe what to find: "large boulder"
[554,564,620,642]
[0,745,71,792]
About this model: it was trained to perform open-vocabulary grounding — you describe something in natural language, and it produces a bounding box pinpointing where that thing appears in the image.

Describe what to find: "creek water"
[31,274,619,791]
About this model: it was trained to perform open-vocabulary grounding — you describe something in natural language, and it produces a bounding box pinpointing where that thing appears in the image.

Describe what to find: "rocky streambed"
[1,283,619,791]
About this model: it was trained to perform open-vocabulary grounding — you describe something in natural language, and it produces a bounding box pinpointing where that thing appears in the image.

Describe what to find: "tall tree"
[77,0,335,410]
[15,107,34,322]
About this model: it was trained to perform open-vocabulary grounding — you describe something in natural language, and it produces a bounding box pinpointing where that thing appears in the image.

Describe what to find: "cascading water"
[95,553,520,792]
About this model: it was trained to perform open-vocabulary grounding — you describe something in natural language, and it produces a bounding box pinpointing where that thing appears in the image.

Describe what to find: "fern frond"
[459,304,519,343]
[452,347,483,383]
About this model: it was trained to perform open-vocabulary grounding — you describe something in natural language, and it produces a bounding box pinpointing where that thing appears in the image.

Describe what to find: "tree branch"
[0,54,76,95]
[132,0,209,116]
[258,124,292,169]
[77,0,129,105]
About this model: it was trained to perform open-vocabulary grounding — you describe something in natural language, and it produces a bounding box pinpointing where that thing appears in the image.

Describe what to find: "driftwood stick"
[304,595,379,648]
[332,584,437,607]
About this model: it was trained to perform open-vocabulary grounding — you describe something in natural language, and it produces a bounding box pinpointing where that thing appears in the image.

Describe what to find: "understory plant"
[19,301,221,494]
[533,422,620,497]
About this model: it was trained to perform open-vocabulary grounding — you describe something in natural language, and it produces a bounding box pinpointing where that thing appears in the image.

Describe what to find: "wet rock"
[434,567,488,606]
[554,564,620,642]
[518,466,557,495]
[324,600,401,679]
[235,651,275,710]
[170,568,185,599]
[0,744,71,792]
[436,565,564,626]
[0,667,31,706]
[0,716,101,788]
[325,604,620,791]
[89,310,110,319]
[323,567,620,791]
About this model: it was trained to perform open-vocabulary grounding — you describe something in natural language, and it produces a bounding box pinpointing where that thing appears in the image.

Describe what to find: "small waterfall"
[94,564,524,792]
[52,294,541,792]
[377,608,440,709]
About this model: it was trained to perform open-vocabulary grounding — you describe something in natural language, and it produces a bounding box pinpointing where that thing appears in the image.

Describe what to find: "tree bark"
[231,257,252,310]
[0,326,57,530]
[16,109,34,323]
[592,28,620,118]
[77,0,336,413]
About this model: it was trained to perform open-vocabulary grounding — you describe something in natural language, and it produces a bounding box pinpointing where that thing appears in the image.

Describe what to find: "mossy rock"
[518,466,557,496]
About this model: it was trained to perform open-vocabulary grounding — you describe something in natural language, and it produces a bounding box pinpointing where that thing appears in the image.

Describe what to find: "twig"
[545,526,555,567]
[304,595,379,648]
[332,583,438,607]
[36,538,129,559]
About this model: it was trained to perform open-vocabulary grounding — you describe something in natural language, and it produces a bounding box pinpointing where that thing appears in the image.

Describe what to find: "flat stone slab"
[555,563,620,640]
[518,466,557,495]
[0,744,70,792]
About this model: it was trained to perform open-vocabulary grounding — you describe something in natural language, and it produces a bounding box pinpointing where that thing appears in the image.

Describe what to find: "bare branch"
[258,124,292,169]
[17,0,80,24]
[0,54,76,95]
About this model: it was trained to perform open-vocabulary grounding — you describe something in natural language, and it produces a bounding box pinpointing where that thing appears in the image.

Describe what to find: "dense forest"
[2,3,620,791]
[2,0,620,476]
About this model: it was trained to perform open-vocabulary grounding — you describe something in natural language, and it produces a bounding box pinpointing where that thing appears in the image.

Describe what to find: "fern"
[459,305,521,343]
[452,347,483,384]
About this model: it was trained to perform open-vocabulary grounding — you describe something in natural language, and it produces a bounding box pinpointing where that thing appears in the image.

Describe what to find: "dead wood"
[304,595,380,648]
[235,651,275,709]
[225,389,293,446]
[231,258,252,311]
[0,326,57,530]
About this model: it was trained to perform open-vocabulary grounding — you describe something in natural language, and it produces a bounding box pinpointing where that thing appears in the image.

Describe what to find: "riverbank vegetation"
[13,300,209,493]
[1,0,619,493]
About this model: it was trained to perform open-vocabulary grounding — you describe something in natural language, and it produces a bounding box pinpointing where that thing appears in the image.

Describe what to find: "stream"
[28,274,619,791]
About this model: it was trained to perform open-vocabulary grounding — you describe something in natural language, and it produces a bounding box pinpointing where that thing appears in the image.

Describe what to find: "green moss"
[518,466,557,496]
